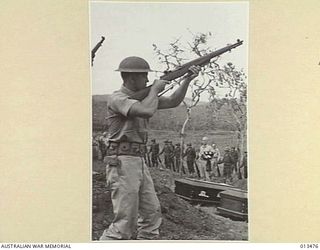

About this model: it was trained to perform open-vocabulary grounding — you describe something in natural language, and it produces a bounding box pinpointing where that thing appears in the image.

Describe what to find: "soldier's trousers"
[164,155,170,169]
[100,155,162,240]
[223,164,232,179]
[212,158,221,177]
[175,158,181,172]
[198,160,211,181]
[151,154,158,167]
[170,157,175,171]
[187,160,195,174]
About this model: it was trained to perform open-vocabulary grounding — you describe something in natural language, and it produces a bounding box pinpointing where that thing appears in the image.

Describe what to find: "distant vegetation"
[92,95,239,132]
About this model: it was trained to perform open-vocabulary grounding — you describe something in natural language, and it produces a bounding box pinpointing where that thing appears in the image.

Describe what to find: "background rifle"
[130,39,243,101]
[91,36,105,66]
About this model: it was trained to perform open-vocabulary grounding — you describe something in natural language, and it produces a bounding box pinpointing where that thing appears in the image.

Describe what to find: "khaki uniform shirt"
[106,86,148,143]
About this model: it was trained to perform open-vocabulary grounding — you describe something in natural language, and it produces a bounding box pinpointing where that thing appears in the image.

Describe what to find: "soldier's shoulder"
[109,89,128,102]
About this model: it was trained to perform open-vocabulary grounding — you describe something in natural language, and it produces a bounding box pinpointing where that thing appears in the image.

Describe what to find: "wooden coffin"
[174,178,234,204]
[217,189,248,221]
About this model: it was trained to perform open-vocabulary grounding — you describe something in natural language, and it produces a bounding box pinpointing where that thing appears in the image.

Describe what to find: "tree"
[152,31,247,174]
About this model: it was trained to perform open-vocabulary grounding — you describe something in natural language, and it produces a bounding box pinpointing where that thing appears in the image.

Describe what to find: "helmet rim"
[115,56,154,72]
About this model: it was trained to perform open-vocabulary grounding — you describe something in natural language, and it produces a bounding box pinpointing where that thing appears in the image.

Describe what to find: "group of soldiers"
[93,134,248,183]
[148,139,196,174]
[147,137,247,183]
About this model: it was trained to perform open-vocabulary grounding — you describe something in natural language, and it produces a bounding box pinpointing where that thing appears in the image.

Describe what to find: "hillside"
[92,94,238,132]
[92,160,248,240]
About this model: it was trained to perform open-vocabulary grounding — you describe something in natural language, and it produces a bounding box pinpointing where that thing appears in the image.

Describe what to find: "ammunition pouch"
[106,141,146,157]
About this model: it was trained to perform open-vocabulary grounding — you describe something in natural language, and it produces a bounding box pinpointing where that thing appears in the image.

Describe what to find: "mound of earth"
[92,160,248,241]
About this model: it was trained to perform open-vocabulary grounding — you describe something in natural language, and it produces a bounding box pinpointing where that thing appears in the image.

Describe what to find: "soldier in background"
[168,141,174,151]
[240,151,248,179]
[194,151,201,178]
[174,143,182,173]
[92,136,101,160]
[184,143,196,176]
[98,132,108,160]
[168,141,176,172]
[230,146,239,173]
[212,144,221,177]
[149,139,160,168]
[198,137,214,181]
[143,144,150,167]
[159,140,172,170]
[218,147,234,183]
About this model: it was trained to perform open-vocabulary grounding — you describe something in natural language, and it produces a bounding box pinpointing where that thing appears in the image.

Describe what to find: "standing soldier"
[230,146,239,173]
[149,139,160,168]
[174,143,182,173]
[159,140,173,170]
[98,132,108,160]
[194,149,201,178]
[168,141,175,171]
[143,144,150,167]
[212,144,221,177]
[92,136,101,160]
[184,143,196,176]
[198,137,214,181]
[99,56,200,240]
[218,147,234,183]
[240,151,248,179]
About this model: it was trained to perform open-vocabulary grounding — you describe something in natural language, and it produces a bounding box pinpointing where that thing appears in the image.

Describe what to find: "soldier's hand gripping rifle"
[91,36,105,66]
[130,39,243,101]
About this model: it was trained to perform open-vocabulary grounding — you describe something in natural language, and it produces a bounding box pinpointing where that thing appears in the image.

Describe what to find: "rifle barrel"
[160,40,243,81]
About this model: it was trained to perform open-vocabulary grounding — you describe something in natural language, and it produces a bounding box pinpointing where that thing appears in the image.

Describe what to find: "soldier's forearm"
[168,78,191,106]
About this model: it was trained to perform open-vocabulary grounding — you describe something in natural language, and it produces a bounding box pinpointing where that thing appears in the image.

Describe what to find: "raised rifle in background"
[91,36,105,66]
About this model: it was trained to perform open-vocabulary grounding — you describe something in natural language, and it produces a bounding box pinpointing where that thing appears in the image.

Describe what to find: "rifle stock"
[130,39,243,101]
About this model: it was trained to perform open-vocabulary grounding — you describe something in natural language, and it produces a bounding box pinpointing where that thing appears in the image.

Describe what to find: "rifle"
[130,39,243,101]
[91,36,105,66]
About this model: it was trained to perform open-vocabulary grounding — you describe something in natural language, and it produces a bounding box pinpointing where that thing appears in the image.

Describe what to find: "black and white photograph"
[91,1,248,241]
[3,0,320,245]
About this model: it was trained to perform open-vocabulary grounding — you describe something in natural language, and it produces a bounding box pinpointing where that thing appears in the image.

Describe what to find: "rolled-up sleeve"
[109,95,138,117]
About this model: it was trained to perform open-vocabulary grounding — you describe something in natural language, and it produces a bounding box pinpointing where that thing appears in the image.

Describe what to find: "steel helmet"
[115,56,153,72]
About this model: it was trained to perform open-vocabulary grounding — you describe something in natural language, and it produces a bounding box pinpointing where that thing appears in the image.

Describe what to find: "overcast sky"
[90,1,248,99]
